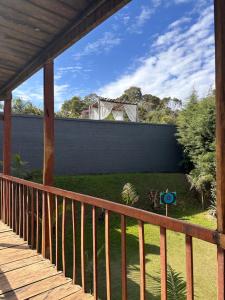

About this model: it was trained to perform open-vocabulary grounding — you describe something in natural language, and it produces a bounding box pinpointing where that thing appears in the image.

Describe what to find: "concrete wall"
[0,115,183,175]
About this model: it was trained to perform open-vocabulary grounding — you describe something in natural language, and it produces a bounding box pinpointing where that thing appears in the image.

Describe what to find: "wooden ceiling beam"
[0,0,130,96]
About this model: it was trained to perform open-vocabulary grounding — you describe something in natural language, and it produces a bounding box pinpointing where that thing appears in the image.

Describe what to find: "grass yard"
[49,173,216,299]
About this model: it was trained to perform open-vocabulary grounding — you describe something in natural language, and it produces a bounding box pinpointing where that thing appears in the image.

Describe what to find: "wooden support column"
[215,1,225,298]
[3,94,12,175]
[42,60,54,258]
[2,94,12,223]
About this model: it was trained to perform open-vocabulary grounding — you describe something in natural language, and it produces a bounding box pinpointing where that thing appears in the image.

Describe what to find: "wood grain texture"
[0,221,92,299]
[92,206,97,299]
[72,201,77,284]
[215,1,225,297]
[36,190,39,252]
[3,96,11,175]
[47,193,53,263]
[186,235,194,300]
[105,209,111,300]
[160,227,167,300]
[31,188,34,248]
[62,197,66,276]
[138,220,145,300]
[19,184,22,237]
[121,215,127,300]
[81,202,86,292]
[42,60,54,259]
[55,195,59,270]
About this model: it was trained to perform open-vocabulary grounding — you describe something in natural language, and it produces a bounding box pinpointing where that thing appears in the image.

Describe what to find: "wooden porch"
[0,221,92,299]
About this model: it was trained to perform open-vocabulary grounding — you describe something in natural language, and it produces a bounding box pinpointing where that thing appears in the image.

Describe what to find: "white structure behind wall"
[89,98,138,122]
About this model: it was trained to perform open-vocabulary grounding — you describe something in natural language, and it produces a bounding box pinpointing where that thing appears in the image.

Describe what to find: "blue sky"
[14,0,214,110]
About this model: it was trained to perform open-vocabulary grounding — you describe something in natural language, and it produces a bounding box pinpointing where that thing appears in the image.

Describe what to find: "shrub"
[121,183,139,206]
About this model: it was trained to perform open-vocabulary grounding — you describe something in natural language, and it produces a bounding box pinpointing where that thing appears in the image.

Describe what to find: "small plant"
[121,183,139,206]
[208,181,217,218]
[167,265,186,300]
[208,198,217,218]
[154,265,187,300]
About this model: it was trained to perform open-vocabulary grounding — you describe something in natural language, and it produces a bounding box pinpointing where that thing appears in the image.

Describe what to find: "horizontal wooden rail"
[0,173,221,300]
[0,173,221,247]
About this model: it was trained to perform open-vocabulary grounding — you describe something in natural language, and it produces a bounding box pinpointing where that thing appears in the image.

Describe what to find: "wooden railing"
[0,173,224,300]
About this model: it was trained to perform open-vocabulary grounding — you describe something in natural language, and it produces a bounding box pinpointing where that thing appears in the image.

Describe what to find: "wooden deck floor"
[0,221,93,300]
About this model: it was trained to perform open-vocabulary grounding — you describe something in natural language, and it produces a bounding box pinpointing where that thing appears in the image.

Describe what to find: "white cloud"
[97,5,215,101]
[128,6,154,33]
[152,0,162,7]
[73,32,121,60]
[14,82,73,111]
[174,0,191,3]
[169,17,191,29]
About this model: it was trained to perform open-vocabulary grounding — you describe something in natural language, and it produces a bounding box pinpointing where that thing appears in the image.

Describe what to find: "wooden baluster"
[47,193,53,263]
[27,187,29,244]
[1,179,3,221]
[186,235,194,300]
[5,180,7,225]
[19,184,22,237]
[15,183,18,234]
[23,185,26,239]
[92,206,97,299]
[72,201,77,284]
[1,179,4,221]
[0,179,2,220]
[4,179,6,224]
[62,197,66,275]
[105,209,111,300]
[31,188,34,248]
[121,215,127,300]
[36,190,39,252]
[55,195,59,270]
[10,181,12,227]
[6,180,8,224]
[4,180,6,224]
[7,180,10,225]
[3,179,5,223]
[160,227,167,300]
[5,180,8,224]
[11,182,14,230]
[81,202,86,292]
[42,191,46,257]
[138,220,145,300]
[8,181,11,226]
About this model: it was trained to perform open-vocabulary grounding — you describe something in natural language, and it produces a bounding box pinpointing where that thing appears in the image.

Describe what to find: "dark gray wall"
[0,115,182,175]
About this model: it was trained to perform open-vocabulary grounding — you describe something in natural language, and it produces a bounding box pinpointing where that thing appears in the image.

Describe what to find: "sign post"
[160,191,176,217]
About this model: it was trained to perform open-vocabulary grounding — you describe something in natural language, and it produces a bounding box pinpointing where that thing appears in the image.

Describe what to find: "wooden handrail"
[0,173,220,246]
[0,173,221,300]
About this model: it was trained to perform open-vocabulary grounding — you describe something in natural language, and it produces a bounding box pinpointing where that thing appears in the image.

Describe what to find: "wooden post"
[215,1,225,298]
[2,94,12,223]
[3,94,12,175]
[42,60,54,258]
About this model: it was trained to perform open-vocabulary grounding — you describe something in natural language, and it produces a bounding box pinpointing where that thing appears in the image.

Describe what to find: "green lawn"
[50,173,217,299]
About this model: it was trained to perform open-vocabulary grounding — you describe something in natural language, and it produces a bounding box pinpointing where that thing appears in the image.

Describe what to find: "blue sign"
[160,192,176,205]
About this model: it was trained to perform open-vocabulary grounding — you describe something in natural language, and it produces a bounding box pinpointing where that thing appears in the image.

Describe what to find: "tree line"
[8,86,182,124]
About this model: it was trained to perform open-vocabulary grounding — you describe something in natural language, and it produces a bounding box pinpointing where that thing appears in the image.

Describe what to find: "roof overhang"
[0,0,130,97]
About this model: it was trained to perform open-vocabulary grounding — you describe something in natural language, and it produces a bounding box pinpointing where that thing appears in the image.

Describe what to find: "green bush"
[121,182,139,206]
